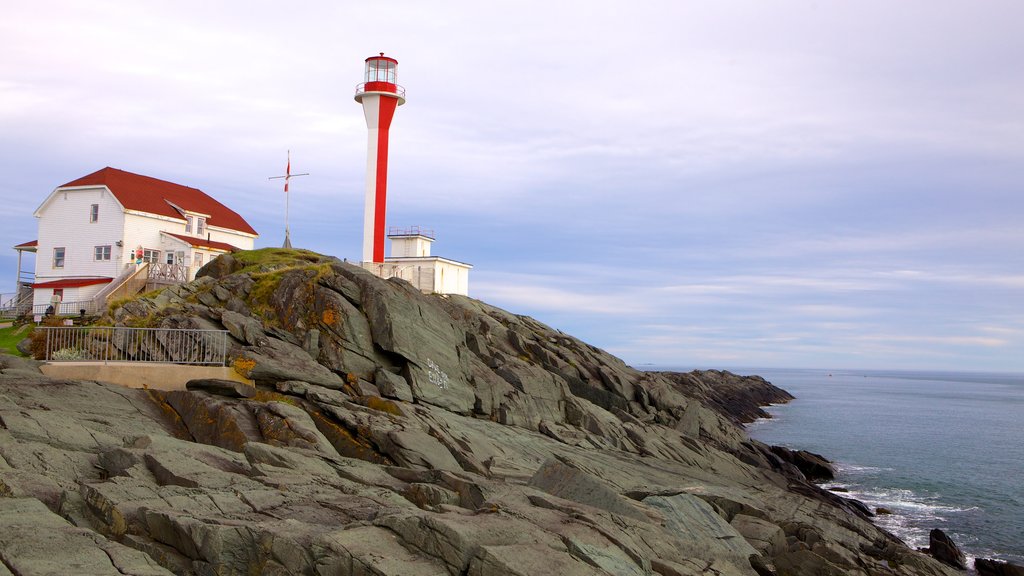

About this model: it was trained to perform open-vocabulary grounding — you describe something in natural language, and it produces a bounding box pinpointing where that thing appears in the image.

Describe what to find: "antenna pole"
[269,150,309,248]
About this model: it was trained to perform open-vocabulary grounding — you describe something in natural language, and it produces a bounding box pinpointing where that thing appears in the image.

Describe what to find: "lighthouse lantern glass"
[365,59,397,84]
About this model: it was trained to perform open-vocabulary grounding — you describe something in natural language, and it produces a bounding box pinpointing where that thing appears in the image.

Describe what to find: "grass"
[0,323,30,356]
[233,247,323,274]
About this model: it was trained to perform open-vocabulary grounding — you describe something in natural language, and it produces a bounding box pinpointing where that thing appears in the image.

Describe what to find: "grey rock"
[376,367,414,402]
[0,497,172,575]
[220,309,266,345]
[731,513,787,557]
[976,558,1024,576]
[239,337,344,388]
[185,378,256,398]
[0,250,969,576]
[925,528,967,570]
[528,458,648,522]
[16,337,33,356]
[643,493,760,573]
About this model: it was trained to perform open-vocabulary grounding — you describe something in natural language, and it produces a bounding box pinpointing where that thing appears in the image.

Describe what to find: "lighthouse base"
[362,257,472,296]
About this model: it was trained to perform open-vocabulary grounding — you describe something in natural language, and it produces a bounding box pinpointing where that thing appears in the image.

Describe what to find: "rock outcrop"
[923,528,968,570]
[0,249,964,575]
[976,558,1024,576]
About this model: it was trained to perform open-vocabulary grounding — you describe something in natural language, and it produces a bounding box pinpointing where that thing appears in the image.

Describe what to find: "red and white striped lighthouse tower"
[355,53,406,264]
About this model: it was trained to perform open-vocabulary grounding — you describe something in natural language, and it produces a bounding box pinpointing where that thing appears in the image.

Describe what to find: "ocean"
[732,368,1024,567]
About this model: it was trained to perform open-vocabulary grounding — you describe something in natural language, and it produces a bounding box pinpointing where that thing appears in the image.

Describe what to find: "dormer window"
[90,204,99,223]
[185,216,194,233]
[196,217,206,236]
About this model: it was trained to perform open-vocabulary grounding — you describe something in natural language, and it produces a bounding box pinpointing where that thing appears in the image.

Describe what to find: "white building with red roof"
[19,167,258,314]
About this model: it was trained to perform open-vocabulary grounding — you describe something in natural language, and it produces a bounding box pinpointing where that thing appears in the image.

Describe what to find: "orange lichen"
[321,307,337,326]
[363,396,405,417]
[232,357,257,377]
[251,390,303,407]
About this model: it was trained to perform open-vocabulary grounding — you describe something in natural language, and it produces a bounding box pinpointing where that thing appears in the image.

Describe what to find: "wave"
[833,462,891,474]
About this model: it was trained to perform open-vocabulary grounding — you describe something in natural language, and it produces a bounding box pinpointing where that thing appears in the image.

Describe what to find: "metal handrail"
[38,326,229,365]
[354,82,406,99]
[387,225,435,239]
[32,300,101,317]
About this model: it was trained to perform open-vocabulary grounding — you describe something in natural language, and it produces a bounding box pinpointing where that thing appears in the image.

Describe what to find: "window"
[94,245,111,261]
[90,204,99,223]
[166,252,175,265]
[185,216,193,233]
[194,252,204,267]
[53,247,65,268]
[196,217,206,236]
[142,249,160,263]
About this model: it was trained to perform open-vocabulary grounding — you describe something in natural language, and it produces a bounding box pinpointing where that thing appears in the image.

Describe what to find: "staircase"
[91,263,150,313]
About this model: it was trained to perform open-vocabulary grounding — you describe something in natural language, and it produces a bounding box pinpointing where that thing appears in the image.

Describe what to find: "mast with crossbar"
[268,150,309,248]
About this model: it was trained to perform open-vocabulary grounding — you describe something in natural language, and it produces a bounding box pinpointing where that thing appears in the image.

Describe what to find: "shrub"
[51,348,85,361]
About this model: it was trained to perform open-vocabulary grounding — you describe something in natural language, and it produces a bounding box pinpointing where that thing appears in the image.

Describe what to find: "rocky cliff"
[0,249,962,576]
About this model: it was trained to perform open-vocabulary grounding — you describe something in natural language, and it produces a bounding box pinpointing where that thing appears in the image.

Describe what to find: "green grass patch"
[233,247,324,274]
[0,323,30,356]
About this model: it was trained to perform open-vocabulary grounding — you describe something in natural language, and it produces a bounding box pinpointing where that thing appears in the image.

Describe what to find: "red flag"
[284,151,290,193]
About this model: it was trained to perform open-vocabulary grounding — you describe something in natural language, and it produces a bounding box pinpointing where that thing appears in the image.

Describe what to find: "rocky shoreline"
[0,248,1017,575]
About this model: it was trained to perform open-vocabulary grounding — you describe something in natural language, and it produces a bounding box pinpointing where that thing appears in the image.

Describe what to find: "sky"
[2,1,1023,372]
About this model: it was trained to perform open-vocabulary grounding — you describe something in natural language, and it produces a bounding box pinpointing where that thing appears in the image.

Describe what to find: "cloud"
[3,0,1024,371]
[473,273,651,316]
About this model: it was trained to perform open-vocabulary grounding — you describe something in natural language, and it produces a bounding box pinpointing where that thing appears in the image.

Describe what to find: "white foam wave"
[834,462,891,474]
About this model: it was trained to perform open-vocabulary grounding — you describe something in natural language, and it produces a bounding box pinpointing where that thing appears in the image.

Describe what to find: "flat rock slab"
[0,497,172,575]
[643,493,759,571]
[528,458,648,523]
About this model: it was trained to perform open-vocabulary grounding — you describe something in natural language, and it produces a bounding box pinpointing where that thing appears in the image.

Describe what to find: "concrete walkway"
[40,362,252,391]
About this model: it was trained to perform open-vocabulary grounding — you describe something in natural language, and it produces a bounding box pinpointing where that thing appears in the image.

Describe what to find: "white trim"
[123,209,187,224]
[206,224,258,239]
[159,231,233,253]
[385,256,473,268]
[34,184,126,218]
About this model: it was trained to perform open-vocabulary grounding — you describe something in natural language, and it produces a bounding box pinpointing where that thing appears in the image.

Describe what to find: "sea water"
[736,369,1024,566]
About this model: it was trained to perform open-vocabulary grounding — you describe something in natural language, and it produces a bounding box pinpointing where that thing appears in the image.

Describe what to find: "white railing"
[33,300,101,317]
[38,326,229,365]
[148,263,188,285]
[1,289,34,319]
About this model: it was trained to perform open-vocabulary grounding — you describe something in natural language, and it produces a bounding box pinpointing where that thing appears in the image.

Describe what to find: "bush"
[28,317,68,360]
[51,348,85,361]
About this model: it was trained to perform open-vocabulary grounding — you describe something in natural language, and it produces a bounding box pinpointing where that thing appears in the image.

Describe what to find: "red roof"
[60,167,257,236]
[33,278,112,289]
[162,232,239,253]
[14,240,38,249]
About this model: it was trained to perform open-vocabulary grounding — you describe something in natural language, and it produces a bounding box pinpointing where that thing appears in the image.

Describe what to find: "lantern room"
[355,53,406,105]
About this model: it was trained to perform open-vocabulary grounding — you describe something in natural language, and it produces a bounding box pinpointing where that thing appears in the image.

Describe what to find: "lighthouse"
[353,53,472,296]
[355,53,406,264]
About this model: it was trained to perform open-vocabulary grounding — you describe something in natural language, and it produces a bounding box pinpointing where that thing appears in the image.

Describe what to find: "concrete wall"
[39,362,253,391]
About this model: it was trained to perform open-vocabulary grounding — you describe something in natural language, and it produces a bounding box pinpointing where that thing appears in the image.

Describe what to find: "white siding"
[33,183,257,308]
[371,257,471,296]
[123,212,185,263]
[205,225,256,250]
[389,236,433,258]
[34,187,125,284]
[434,261,470,296]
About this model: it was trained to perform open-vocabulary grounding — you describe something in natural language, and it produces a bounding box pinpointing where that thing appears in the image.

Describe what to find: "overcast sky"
[2,1,1022,372]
